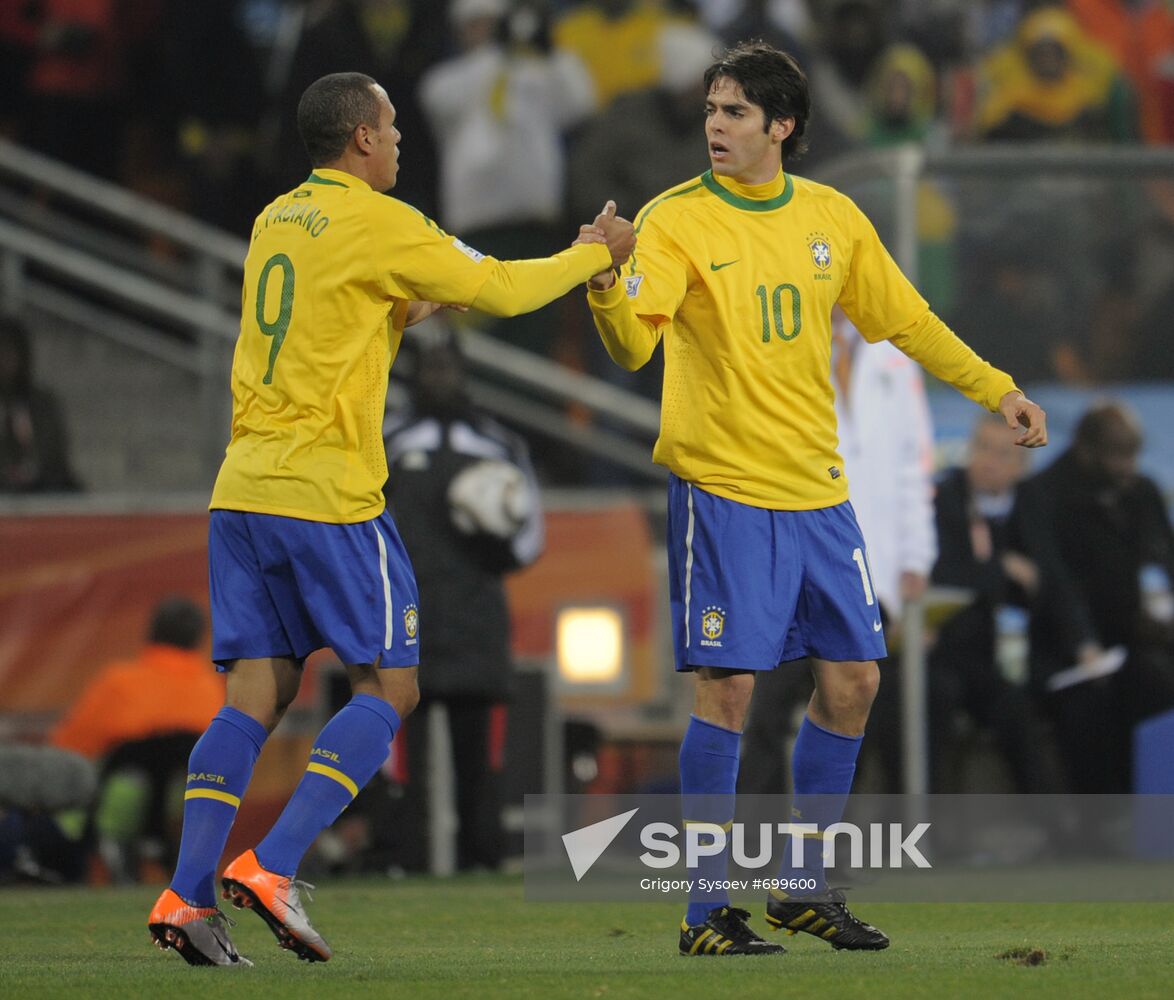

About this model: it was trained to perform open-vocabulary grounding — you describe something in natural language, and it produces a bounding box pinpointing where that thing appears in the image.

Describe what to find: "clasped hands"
[574,200,635,291]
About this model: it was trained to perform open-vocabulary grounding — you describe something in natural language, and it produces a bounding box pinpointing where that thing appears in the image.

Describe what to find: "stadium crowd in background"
[2,0,1174,387]
[1,0,1173,904]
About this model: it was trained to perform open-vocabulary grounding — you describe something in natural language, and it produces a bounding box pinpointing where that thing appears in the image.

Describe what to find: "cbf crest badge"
[699,605,726,648]
[403,604,419,646]
[807,232,832,271]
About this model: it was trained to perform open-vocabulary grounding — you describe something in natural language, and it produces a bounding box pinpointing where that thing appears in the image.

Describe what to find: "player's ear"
[354,122,372,154]
[772,117,795,143]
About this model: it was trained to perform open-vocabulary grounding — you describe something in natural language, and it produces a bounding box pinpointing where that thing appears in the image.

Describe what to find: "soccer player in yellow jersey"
[147,71,634,967]
[583,42,1047,956]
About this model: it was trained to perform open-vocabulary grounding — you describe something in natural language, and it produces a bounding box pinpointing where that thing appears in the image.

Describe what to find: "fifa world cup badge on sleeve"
[623,274,644,298]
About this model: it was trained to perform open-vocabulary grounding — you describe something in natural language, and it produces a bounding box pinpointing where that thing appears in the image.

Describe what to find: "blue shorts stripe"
[372,521,394,650]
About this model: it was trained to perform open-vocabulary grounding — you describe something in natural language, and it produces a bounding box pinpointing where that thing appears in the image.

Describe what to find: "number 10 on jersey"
[756,283,801,343]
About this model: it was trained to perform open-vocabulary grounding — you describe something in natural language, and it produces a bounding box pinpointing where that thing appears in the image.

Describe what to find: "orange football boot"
[221,849,331,962]
[147,887,252,966]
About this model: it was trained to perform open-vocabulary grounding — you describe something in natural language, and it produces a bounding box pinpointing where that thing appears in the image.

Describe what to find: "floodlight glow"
[557,607,624,686]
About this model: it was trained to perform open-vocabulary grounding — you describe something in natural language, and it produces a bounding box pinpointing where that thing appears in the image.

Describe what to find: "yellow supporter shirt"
[553,4,683,107]
[588,169,1018,510]
[211,168,609,523]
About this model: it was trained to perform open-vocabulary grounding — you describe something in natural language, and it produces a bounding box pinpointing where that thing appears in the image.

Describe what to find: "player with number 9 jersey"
[148,73,632,971]
[213,174,609,525]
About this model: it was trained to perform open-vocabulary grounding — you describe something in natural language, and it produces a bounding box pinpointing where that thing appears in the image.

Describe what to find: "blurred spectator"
[973,5,1139,143]
[554,0,686,109]
[1011,402,1174,792]
[11,0,140,180]
[568,21,717,403]
[962,0,1051,53]
[569,23,715,225]
[272,0,447,215]
[147,0,268,232]
[866,42,942,147]
[50,597,221,759]
[697,0,812,59]
[740,311,937,794]
[420,0,593,264]
[1068,0,1174,145]
[50,596,223,879]
[801,0,892,167]
[926,412,1062,792]
[383,328,544,871]
[0,316,81,493]
[864,42,958,311]
[418,0,594,363]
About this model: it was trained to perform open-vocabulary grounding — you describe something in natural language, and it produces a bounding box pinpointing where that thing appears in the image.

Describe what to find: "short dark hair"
[297,72,383,166]
[704,41,811,160]
[148,597,206,650]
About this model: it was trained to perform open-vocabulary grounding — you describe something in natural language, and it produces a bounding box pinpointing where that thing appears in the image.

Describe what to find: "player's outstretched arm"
[469,244,613,318]
[997,390,1048,448]
[469,203,630,318]
[381,197,614,321]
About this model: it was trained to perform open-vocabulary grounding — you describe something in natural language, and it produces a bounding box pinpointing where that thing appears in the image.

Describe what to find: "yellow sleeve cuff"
[587,276,627,305]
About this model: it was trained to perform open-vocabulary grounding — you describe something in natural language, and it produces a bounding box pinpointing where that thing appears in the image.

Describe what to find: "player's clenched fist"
[574,200,634,290]
[594,200,635,267]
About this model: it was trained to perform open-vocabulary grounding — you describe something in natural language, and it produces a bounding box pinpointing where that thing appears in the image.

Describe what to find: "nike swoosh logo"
[873,621,883,632]
[710,259,739,271]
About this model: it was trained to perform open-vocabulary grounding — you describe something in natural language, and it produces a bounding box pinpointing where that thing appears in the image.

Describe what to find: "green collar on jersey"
[305,172,350,187]
[701,169,794,212]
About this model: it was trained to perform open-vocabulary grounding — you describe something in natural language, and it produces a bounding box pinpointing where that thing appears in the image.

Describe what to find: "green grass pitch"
[3,875,1174,998]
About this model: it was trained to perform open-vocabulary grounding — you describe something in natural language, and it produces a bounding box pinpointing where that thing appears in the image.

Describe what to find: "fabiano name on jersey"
[587,168,1017,511]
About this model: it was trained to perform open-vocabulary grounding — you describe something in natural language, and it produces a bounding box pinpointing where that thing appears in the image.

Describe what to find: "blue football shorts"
[666,475,887,671]
[208,508,420,670]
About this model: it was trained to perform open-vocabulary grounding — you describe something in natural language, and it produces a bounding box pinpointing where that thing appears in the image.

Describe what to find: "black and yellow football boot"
[765,887,889,950]
[679,906,786,956]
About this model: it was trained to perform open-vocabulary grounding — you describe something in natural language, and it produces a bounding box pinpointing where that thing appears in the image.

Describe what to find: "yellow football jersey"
[211,168,609,523]
[588,169,1018,509]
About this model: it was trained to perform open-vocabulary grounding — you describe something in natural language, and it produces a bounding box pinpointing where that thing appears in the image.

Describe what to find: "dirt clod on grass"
[997,947,1049,966]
